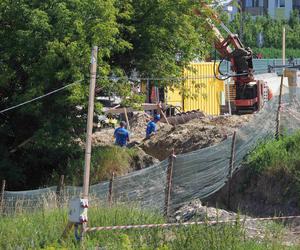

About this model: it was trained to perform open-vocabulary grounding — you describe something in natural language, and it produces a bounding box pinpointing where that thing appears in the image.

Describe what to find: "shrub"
[90,146,137,183]
[61,145,138,185]
[247,131,300,174]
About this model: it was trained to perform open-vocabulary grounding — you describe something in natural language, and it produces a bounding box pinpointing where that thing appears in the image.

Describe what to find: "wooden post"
[282,26,286,66]
[83,46,98,199]
[227,131,236,209]
[62,46,98,240]
[81,45,98,238]
[157,103,170,125]
[108,172,115,207]
[275,74,284,140]
[0,180,6,214]
[165,149,175,217]
[123,107,130,130]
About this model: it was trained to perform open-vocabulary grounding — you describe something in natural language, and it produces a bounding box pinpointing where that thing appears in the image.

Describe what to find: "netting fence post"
[56,175,65,208]
[165,149,176,217]
[275,74,284,140]
[108,172,115,207]
[227,131,236,209]
[0,180,6,214]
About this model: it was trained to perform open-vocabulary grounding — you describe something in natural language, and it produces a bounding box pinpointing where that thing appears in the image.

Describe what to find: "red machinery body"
[194,5,267,113]
[235,80,265,113]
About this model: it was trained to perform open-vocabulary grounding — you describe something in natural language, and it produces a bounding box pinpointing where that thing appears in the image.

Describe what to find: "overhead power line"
[0,79,84,114]
[96,72,254,82]
[0,67,273,114]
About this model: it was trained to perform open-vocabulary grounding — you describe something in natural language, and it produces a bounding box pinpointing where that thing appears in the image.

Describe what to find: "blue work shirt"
[114,127,129,146]
[146,121,157,138]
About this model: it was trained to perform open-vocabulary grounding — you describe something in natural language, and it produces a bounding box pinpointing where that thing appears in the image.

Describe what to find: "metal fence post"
[0,180,6,214]
[165,149,176,217]
[227,131,236,209]
[108,172,115,207]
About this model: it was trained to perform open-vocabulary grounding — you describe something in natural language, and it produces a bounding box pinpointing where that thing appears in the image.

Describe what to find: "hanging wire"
[0,79,84,114]
[0,63,276,115]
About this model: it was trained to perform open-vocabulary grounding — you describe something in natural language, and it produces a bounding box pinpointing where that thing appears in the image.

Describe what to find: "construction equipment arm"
[193,4,254,83]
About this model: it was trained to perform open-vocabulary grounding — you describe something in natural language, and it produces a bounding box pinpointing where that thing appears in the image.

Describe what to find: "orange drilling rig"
[194,4,271,113]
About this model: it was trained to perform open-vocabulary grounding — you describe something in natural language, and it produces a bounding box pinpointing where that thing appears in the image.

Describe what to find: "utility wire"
[0,79,84,114]
[0,66,276,114]
[95,73,252,82]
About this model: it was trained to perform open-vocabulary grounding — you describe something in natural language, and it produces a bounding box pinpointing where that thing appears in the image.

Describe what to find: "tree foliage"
[226,10,300,58]
[0,0,214,189]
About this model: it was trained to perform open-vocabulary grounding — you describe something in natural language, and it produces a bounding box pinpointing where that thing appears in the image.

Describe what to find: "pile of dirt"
[130,146,160,170]
[92,128,115,146]
[141,115,251,161]
[92,112,251,162]
[129,112,172,143]
[92,112,170,146]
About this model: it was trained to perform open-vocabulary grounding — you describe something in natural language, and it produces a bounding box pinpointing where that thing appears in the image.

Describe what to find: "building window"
[245,0,253,7]
[276,0,285,7]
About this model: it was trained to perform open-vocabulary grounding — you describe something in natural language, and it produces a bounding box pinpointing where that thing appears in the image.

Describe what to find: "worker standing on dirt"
[146,114,160,139]
[114,121,130,147]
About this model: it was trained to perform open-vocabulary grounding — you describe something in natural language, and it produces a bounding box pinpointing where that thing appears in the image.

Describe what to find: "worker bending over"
[114,121,129,147]
[146,114,160,139]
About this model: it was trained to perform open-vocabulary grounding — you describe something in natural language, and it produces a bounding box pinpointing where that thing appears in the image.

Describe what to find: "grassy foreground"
[0,205,298,250]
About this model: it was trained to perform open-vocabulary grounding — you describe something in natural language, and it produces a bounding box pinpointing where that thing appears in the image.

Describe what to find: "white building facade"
[265,0,293,19]
[224,0,300,19]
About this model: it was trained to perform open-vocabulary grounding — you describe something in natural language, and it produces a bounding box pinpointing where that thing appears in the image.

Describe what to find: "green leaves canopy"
[0,0,213,189]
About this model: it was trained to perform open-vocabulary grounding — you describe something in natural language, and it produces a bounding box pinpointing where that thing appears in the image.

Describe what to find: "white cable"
[0,79,84,114]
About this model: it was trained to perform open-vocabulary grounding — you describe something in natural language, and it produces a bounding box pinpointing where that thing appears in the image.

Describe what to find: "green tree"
[0,0,215,189]
[111,0,214,78]
[227,11,300,58]
[0,0,121,189]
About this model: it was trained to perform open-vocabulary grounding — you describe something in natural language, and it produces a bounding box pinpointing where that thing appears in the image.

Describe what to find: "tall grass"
[247,131,300,173]
[62,145,138,186]
[0,205,296,249]
[90,146,137,182]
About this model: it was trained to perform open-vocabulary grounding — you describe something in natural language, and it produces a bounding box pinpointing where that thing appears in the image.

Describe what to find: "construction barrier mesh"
[2,83,300,214]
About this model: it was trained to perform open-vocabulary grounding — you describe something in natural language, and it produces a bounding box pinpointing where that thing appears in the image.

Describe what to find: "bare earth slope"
[141,115,251,161]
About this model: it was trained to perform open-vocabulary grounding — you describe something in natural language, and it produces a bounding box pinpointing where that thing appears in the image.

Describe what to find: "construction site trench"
[4,73,300,244]
[91,73,300,232]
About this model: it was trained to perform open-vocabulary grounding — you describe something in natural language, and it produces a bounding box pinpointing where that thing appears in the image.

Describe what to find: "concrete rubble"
[173,199,300,245]
[174,199,236,222]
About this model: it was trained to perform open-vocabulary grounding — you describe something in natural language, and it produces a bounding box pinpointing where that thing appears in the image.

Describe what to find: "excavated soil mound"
[92,112,170,146]
[92,112,251,162]
[141,115,251,161]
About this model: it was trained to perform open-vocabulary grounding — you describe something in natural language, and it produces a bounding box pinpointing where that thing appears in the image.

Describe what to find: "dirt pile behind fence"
[141,115,252,161]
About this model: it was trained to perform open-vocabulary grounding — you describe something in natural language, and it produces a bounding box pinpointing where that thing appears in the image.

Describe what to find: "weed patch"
[0,205,296,249]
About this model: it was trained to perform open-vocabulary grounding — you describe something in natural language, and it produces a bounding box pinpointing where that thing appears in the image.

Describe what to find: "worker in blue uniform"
[114,121,129,147]
[146,114,160,139]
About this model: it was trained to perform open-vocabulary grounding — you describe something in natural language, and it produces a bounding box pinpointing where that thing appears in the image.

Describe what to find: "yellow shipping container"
[166,62,224,115]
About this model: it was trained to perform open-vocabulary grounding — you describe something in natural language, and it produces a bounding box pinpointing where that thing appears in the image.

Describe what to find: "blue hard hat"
[154,114,161,121]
